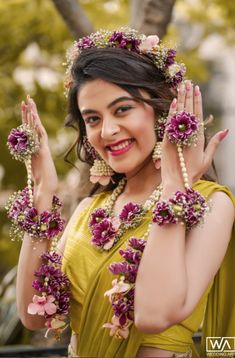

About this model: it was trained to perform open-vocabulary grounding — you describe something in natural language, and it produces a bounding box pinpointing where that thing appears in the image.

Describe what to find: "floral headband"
[64,27,186,96]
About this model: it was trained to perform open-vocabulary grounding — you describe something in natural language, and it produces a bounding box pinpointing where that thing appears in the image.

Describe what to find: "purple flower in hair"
[169,65,186,89]
[165,48,176,67]
[109,31,141,52]
[77,36,94,50]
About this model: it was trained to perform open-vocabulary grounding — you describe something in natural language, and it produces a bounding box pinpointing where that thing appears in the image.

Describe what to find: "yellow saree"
[62,180,235,358]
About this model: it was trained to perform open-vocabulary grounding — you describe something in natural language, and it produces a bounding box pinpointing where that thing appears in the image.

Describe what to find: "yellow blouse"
[62,180,235,358]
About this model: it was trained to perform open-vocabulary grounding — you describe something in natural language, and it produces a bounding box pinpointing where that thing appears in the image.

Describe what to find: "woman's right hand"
[21,95,58,194]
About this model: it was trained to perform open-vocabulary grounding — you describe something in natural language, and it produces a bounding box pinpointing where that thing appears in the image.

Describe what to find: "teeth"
[109,139,133,151]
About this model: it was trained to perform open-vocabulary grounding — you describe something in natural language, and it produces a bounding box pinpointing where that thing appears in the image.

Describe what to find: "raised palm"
[21,95,58,194]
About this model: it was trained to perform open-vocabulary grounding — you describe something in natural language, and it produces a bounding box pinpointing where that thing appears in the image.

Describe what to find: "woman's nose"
[101,117,120,139]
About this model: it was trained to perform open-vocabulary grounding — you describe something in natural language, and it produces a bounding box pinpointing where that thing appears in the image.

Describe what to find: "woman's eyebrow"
[107,96,137,108]
[81,96,136,116]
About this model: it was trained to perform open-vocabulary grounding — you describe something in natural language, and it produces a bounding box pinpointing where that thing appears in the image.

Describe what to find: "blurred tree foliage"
[0,0,129,279]
[0,0,235,278]
[167,0,235,82]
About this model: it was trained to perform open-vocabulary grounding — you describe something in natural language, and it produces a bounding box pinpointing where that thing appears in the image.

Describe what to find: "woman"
[14,29,235,357]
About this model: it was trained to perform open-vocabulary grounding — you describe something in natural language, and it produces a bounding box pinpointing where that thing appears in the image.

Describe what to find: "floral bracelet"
[5,187,65,242]
[152,188,209,230]
[6,122,70,339]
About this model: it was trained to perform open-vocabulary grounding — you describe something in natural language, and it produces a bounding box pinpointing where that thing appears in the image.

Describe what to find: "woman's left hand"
[160,80,229,188]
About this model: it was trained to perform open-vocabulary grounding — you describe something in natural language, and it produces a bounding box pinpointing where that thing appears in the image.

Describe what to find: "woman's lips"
[106,139,135,156]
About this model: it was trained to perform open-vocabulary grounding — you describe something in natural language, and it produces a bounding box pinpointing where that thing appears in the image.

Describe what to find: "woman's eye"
[84,117,100,125]
[116,105,133,114]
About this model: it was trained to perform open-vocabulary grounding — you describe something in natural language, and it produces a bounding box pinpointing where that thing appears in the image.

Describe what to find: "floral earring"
[152,114,167,170]
[83,136,114,186]
[152,142,162,170]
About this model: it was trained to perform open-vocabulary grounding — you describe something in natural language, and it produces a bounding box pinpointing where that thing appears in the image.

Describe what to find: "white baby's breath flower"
[168,63,181,77]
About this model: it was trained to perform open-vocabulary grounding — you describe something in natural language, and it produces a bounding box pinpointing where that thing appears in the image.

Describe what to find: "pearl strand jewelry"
[177,144,190,189]
[104,178,126,213]
[25,158,34,206]
[104,178,163,215]
[89,178,162,251]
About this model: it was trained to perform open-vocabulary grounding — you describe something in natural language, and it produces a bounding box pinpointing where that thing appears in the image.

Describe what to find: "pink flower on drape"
[27,294,57,316]
[103,315,130,339]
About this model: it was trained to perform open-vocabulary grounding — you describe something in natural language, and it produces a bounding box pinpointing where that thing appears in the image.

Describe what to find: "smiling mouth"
[106,139,134,151]
[106,139,135,155]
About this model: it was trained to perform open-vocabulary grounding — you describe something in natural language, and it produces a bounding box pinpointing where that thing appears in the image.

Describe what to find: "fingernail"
[186,81,191,91]
[21,101,25,109]
[179,83,185,94]
[219,129,229,140]
[195,85,200,96]
[171,98,177,108]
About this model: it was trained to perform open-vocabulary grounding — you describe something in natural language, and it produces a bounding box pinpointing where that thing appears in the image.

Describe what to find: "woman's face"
[77,79,156,176]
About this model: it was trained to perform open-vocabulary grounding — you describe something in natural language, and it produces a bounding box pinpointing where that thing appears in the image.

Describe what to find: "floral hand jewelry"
[6,123,70,339]
[165,111,200,146]
[153,110,209,230]
[89,178,162,251]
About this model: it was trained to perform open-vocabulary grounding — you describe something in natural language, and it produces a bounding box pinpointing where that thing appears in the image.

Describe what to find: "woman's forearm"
[135,182,188,333]
[16,190,54,330]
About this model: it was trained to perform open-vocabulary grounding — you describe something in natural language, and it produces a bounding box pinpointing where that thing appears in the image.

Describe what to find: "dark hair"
[64,47,174,194]
[64,47,216,195]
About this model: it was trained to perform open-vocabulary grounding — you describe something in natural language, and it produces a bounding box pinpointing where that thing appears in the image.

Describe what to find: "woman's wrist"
[33,187,56,212]
[161,181,188,200]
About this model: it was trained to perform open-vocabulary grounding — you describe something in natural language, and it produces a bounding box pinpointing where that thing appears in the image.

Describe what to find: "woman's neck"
[123,157,161,199]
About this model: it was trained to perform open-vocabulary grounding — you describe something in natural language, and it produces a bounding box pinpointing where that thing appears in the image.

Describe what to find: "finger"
[25,104,31,126]
[30,97,39,118]
[177,82,186,112]
[21,101,27,124]
[26,95,37,124]
[27,96,40,121]
[184,80,194,113]
[204,114,214,127]
[168,98,177,118]
[163,98,178,147]
[28,106,35,130]
[32,112,45,140]
[203,129,229,169]
[28,97,44,132]
[194,85,203,122]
